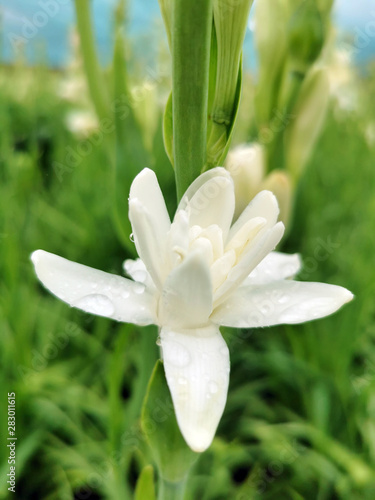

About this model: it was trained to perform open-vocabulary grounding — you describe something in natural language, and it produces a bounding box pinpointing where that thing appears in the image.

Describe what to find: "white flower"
[31,167,353,452]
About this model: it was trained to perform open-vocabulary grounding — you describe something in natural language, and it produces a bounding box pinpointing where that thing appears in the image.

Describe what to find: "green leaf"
[206,58,243,169]
[135,465,156,500]
[217,57,243,166]
[163,92,174,167]
[141,360,199,482]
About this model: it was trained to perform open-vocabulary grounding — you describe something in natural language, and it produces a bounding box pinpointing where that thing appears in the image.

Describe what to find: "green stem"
[74,0,110,122]
[171,0,213,200]
[158,477,187,500]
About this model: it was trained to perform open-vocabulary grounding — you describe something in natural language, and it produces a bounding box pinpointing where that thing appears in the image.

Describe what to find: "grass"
[1,56,375,499]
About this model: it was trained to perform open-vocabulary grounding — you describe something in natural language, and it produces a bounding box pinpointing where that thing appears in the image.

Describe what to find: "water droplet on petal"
[134,283,146,294]
[156,337,162,347]
[133,270,147,283]
[129,233,135,243]
[208,381,218,394]
[75,294,114,317]
[162,340,191,368]
[122,290,130,299]
[278,295,290,304]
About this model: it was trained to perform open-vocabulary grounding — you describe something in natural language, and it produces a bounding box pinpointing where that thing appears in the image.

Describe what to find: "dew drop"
[278,295,290,304]
[133,270,147,283]
[163,340,191,368]
[129,233,135,243]
[134,283,146,295]
[122,290,130,299]
[156,337,162,347]
[208,381,218,394]
[75,294,114,317]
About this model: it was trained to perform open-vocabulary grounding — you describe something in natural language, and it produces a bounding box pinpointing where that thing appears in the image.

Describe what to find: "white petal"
[214,222,285,305]
[178,167,231,211]
[160,325,230,452]
[32,250,157,325]
[129,168,170,236]
[160,252,213,329]
[129,169,171,288]
[227,190,279,244]
[129,200,166,289]
[211,250,236,291]
[187,176,235,238]
[211,280,353,328]
[244,251,302,285]
[123,258,156,290]
[166,209,190,270]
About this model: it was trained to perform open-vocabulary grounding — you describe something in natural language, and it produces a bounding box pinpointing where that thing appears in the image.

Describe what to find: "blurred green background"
[1,0,375,499]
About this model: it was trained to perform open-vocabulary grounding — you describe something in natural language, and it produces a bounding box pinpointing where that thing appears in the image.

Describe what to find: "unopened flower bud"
[225,143,265,218]
[261,170,292,230]
[288,0,324,74]
[286,66,330,178]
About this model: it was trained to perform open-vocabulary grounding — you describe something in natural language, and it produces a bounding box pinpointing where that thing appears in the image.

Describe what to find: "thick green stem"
[158,477,187,500]
[171,0,213,200]
[74,0,110,122]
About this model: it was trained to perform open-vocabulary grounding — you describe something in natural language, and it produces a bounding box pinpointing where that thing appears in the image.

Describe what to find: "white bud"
[225,143,265,218]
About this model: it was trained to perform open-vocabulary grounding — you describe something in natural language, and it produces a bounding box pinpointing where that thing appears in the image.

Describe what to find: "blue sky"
[0,0,374,68]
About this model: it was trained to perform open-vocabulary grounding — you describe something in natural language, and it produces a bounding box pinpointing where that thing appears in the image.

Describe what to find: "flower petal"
[129,169,171,288]
[211,280,353,328]
[32,250,157,325]
[129,200,166,289]
[129,168,171,236]
[160,325,230,452]
[160,252,213,329]
[178,167,231,210]
[188,177,235,238]
[123,258,156,290]
[227,190,279,244]
[178,168,235,238]
[244,251,302,285]
[166,209,190,270]
[214,222,285,305]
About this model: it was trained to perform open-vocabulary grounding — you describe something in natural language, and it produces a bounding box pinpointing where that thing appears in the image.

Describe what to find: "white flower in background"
[32,167,353,452]
[225,143,265,218]
[327,48,359,114]
[65,110,99,138]
[225,144,292,227]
